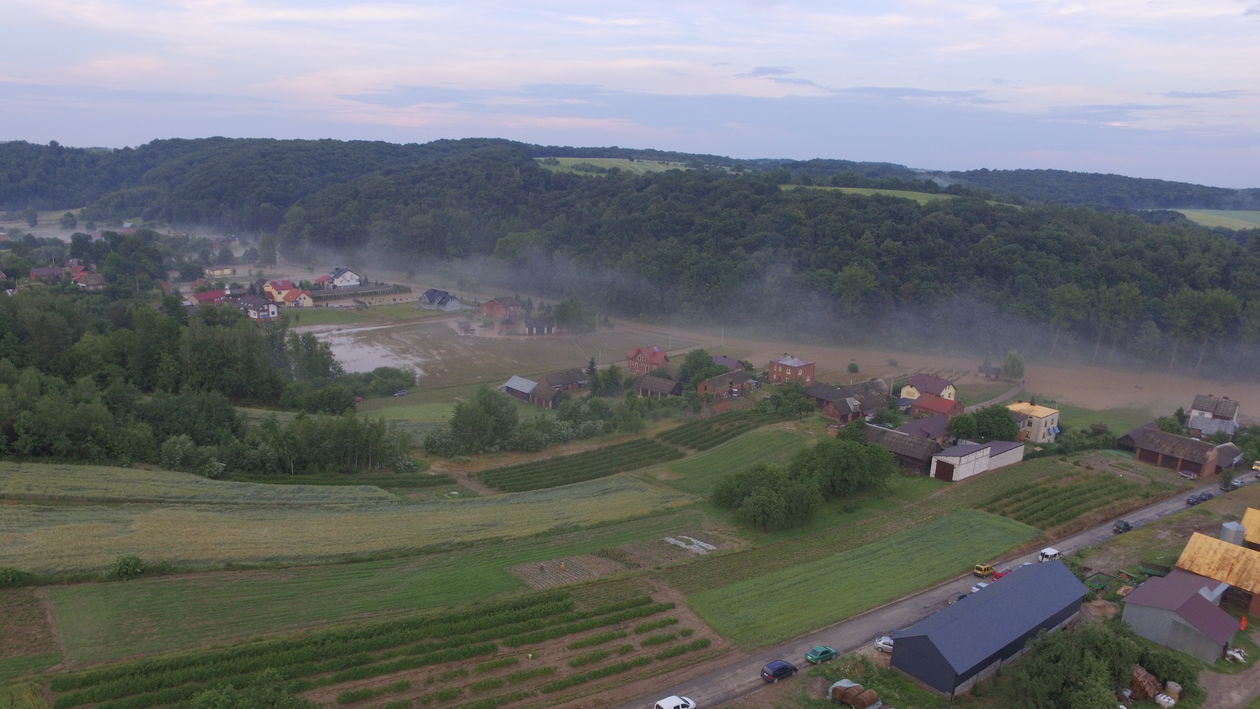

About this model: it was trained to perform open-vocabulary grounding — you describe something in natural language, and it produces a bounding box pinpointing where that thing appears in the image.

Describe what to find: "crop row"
[657,411,780,450]
[337,679,411,705]
[502,602,675,647]
[538,637,713,695]
[479,439,684,491]
[567,630,628,650]
[57,595,659,708]
[992,477,1137,527]
[51,591,570,692]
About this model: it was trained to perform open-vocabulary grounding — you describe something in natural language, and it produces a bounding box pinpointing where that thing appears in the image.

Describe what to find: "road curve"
[619,481,1231,709]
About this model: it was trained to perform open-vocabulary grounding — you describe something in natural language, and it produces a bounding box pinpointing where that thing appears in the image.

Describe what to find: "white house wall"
[987,446,1025,471]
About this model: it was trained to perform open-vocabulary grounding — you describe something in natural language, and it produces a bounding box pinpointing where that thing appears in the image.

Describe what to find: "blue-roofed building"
[891,560,1087,697]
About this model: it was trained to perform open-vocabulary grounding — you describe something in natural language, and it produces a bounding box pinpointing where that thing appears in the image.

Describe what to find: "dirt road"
[617,481,1237,709]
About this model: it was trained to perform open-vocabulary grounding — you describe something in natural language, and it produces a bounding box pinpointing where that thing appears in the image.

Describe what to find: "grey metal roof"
[895,560,1086,675]
[986,441,1024,456]
[864,424,944,461]
[896,414,949,440]
[1191,395,1239,420]
[937,443,988,458]
[502,376,537,394]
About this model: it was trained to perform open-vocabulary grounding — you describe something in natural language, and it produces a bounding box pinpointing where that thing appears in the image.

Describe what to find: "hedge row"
[502,603,675,648]
[657,411,780,450]
[566,630,628,650]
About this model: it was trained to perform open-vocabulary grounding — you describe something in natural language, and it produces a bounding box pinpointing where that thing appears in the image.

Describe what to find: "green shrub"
[568,650,612,668]
[110,555,145,580]
[336,688,375,704]
[654,638,710,660]
[468,677,504,692]
[640,632,677,647]
[434,688,461,701]
[0,567,34,587]
[633,617,678,634]
[504,667,554,683]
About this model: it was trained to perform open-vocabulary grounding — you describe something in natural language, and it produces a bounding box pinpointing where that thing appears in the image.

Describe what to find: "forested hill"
[943,168,1260,210]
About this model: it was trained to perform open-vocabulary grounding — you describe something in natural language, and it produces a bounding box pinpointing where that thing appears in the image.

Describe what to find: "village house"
[1006,401,1061,444]
[626,346,669,375]
[696,370,753,399]
[1117,423,1231,478]
[895,414,951,445]
[73,272,107,291]
[712,354,743,371]
[329,267,362,288]
[282,289,314,308]
[891,561,1086,698]
[900,373,957,402]
[1123,569,1237,663]
[28,266,63,283]
[185,289,231,307]
[205,265,236,278]
[928,441,1024,482]
[233,295,279,321]
[263,279,296,303]
[481,297,523,322]
[1175,532,1260,616]
[1187,394,1240,438]
[419,288,462,311]
[633,374,682,398]
[912,393,964,419]
[768,354,815,385]
[806,380,889,423]
[863,423,944,474]
[978,362,1002,380]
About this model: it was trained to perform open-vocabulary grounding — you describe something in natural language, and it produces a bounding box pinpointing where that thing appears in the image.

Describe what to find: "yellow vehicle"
[973,563,995,578]
[1252,460,1260,472]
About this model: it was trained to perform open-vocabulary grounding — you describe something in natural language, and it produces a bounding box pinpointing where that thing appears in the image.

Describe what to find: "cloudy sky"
[3,0,1258,187]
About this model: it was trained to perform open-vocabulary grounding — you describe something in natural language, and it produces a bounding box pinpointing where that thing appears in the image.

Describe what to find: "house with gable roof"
[805,380,889,423]
[912,393,964,419]
[501,375,537,403]
[481,297,523,322]
[900,373,956,401]
[419,288,462,311]
[1006,401,1061,443]
[633,375,682,398]
[1118,423,1230,478]
[863,423,943,474]
[329,267,362,288]
[696,370,753,399]
[929,441,1024,482]
[895,414,952,445]
[768,353,815,385]
[1187,394,1240,438]
[626,346,669,375]
[1175,532,1260,615]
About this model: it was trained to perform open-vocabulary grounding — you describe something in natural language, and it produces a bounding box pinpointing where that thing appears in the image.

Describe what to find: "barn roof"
[712,354,742,371]
[896,561,1086,675]
[896,414,950,440]
[1125,570,1237,646]
[634,374,680,396]
[1243,508,1260,546]
[1191,395,1239,420]
[907,373,952,396]
[502,376,537,394]
[937,443,988,458]
[1119,423,1216,464]
[913,393,962,415]
[773,353,813,368]
[539,368,586,388]
[863,424,943,462]
[699,370,750,390]
[1176,532,1260,594]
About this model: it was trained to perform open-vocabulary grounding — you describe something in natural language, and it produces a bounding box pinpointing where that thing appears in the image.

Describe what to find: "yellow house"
[1006,402,1060,444]
[899,373,956,401]
[205,265,236,278]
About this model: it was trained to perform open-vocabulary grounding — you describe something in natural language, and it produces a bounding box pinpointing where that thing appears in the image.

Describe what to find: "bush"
[0,567,34,587]
[111,554,145,580]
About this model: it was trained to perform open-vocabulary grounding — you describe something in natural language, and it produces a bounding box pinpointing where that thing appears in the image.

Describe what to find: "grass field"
[47,508,712,664]
[0,462,399,505]
[656,428,812,495]
[1175,209,1260,230]
[1,476,695,573]
[783,184,956,205]
[359,401,455,422]
[688,510,1038,647]
[0,655,59,684]
[954,381,1015,407]
[0,682,44,709]
[1022,393,1152,435]
[535,157,684,175]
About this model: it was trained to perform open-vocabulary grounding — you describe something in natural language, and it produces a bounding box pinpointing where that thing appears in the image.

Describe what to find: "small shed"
[864,424,943,474]
[501,375,537,403]
[1123,569,1236,663]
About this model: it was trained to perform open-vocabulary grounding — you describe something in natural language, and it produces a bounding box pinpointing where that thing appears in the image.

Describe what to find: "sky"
[2,0,1258,188]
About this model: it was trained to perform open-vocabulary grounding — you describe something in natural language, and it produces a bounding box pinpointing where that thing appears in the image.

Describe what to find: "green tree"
[444,386,519,454]
[972,405,1020,441]
[59,212,77,230]
[188,669,314,708]
[679,348,725,386]
[834,264,876,317]
[111,554,145,580]
[1002,350,1025,379]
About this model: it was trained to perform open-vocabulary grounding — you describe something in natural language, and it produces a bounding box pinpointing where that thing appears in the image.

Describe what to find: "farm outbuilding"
[1123,569,1236,663]
[634,374,681,398]
[1242,508,1260,551]
[929,441,1024,482]
[1175,532,1260,615]
[900,373,956,401]
[891,560,1086,697]
[896,414,951,444]
[911,393,964,419]
[1118,423,1225,478]
[501,375,537,403]
[863,424,943,474]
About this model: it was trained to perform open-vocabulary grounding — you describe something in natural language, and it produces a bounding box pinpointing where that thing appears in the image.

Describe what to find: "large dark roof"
[634,374,680,396]
[896,414,949,440]
[896,561,1086,675]
[1191,395,1239,420]
[807,380,888,414]
[912,393,962,415]
[1119,423,1216,464]
[700,370,750,389]
[864,424,943,461]
[712,354,742,371]
[540,368,586,387]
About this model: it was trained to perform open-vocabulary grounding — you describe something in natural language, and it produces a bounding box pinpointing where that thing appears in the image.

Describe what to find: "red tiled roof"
[913,393,962,415]
[627,346,669,365]
[192,289,228,303]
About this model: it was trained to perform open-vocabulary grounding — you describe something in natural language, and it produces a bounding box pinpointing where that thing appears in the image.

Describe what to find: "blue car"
[760,659,798,683]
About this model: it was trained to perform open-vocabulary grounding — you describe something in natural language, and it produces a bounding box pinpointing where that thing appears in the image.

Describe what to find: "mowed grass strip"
[0,462,399,505]
[3,476,695,573]
[47,509,707,664]
[660,429,809,495]
[687,510,1038,647]
[478,440,684,492]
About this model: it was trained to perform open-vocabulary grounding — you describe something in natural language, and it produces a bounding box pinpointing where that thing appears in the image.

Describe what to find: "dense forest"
[5,138,1260,375]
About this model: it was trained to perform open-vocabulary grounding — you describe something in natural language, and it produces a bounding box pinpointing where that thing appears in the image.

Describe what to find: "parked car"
[1221,478,1244,491]
[970,581,990,594]
[1113,519,1133,534]
[991,568,1012,580]
[972,563,994,578]
[1038,547,1061,562]
[946,591,968,606]
[805,645,837,664]
[1179,470,1198,479]
[393,389,409,397]
[654,697,696,709]
[760,660,798,683]
[1200,491,1214,502]
[873,636,894,653]
[1187,493,1202,506]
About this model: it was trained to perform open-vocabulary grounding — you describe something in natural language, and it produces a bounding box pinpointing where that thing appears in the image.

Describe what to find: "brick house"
[805,380,889,423]
[626,346,669,375]
[768,354,815,385]
[481,297,523,322]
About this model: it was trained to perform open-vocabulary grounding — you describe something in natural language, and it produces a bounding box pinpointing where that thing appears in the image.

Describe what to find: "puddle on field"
[308,324,427,375]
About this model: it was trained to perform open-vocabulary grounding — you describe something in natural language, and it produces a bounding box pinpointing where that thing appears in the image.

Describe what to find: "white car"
[970,581,990,593]
[874,635,894,653]
[655,696,696,709]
